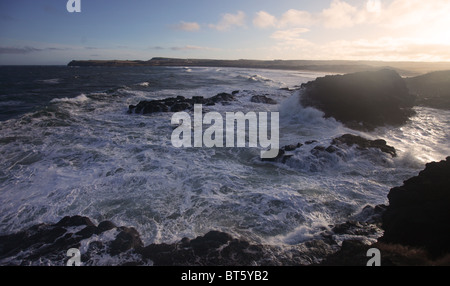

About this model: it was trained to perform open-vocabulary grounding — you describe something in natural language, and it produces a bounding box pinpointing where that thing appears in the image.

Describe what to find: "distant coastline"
[67,57,450,76]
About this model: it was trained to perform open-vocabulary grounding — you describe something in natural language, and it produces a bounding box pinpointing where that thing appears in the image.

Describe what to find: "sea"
[0,65,449,263]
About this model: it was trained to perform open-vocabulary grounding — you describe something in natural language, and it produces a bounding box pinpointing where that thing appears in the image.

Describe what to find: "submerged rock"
[300,69,416,130]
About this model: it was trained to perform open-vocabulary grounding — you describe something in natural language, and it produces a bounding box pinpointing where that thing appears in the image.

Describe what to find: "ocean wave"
[37,78,61,85]
[50,94,89,104]
[0,100,24,107]
[137,82,150,87]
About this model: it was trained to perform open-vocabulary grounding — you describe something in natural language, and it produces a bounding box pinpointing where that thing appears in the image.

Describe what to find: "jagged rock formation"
[128,93,236,114]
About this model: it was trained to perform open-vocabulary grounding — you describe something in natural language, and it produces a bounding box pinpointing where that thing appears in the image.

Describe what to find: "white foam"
[137,82,149,87]
[37,78,61,84]
[50,94,89,104]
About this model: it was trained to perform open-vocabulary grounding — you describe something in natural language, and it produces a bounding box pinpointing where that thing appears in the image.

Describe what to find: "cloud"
[255,1,375,30]
[278,9,316,28]
[173,21,201,32]
[209,11,246,31]
[379,0,450,31]
[0,46,68,54]
[253,11,277,29]
[319,37,450,61]
[0,46,42,54]
[271,28,310,41]
[321,0,365,29]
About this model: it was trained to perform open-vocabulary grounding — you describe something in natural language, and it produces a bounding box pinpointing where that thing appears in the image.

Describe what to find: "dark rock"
[304,140,317,145]
[300,69,416,130]
[232,90,239,95]
[139,243,177,265]
[284,143,303,151]
[75,226,97,239]
[142,101,169,114]
[0,216,99,262]
[139,230,268,266]
[325,145,338,153]
[189,231,233,256]
[209,93,235,103]
[127,105,136,114]
[332,221,380,236]
[192,96,205,104]
[311,146,327,156]
[97,221,117,234]
[128,93,235,115]
[250,95,277,105]
[353,204,387,224]
[56,215,95,227]
[405,70,450,110]
[331,134,396,157]
[109,227,144,255]
[380,156,450,259]
[319,240,370,266]
[171,102,192,112]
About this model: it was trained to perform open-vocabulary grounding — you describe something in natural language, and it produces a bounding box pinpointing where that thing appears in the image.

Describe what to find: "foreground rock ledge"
[321,156,450,266]
[0,216,339,266]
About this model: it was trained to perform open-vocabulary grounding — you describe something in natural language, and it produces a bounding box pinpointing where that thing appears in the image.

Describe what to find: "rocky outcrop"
[263,134,396,163]
[321,156,450,265]
[128,93,236,114]
[405,70,450,110]
[331,134,396,157]
[380,156,450,259]
[250,95,277,105]
[300,69,416,130]
[0,216,339,266]
[139,231,268,266]
[0,216,149,265]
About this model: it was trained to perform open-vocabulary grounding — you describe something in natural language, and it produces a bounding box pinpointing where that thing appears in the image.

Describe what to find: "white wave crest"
[50,94,89,104]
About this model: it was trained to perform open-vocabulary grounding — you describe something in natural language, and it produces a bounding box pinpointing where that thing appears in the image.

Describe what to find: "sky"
[1,0,450,65]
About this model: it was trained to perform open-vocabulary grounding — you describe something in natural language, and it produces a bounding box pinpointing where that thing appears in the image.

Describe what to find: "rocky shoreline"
[67,58,450,76]
[126,69,450,132]
[1,157,448,266]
